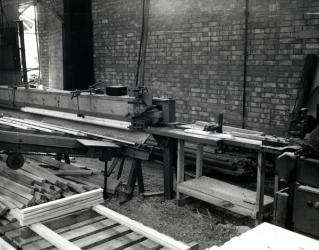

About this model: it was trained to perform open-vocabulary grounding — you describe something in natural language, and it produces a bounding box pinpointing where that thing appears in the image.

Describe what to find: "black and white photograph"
[0,0,318,249]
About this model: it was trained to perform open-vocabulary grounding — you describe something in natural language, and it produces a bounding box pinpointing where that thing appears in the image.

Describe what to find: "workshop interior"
[0,0,319,249]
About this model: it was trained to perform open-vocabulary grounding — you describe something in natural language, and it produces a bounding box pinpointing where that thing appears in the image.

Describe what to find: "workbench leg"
[274,174,279,194]
[104,161,108,200]
[177,139,185,200]
[162,138,176,200]
[256,151,266,225]
[196,144,203,178]
[136,159,145,193]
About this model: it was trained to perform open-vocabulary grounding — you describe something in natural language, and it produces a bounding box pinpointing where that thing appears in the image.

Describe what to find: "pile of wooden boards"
[0,156,106,226]
[0,159,100,207]
[11,189,103,226]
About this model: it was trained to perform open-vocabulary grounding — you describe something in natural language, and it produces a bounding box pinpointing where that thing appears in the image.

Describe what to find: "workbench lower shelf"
[177,176,273,218]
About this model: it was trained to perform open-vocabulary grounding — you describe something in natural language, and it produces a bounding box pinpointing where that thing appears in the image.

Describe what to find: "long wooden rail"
[0,86,175,123]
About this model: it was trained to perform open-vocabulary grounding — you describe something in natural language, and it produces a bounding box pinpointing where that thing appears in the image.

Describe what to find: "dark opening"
[63,0,94,90]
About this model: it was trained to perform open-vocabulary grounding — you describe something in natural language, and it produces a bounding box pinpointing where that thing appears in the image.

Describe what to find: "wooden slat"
[73,224,130,248]
[0,130,85,151]
[15,216,105,247]
[124,239,162,250]
[22,189,103,214]
[0,237,16,250]
[0,175,34,195]
[22,198,103,226]
[53,169,100,176]
[19,209,98,241]
[0,186,32,206]
[27,155,79,170]
[0,117,53,132]
[3,117,82,135]
[0,119,30,130]
[23,218,118,250]
[93,205,193,250]
[89,231,146,250]
[77,139,120,148]
[29,223,81,250]
[10,189,103,226]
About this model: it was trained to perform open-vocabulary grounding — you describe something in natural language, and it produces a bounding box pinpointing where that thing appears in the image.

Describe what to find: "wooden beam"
[29,223,81,250]
[0,87,133,121]
[0,130,85,150]
[21,107,131,130]
[93,205,194,250]
[0,87,174,123]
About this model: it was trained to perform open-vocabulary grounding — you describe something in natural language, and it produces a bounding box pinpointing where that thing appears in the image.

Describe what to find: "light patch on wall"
[153,0,176,14]
[19,6,39,80]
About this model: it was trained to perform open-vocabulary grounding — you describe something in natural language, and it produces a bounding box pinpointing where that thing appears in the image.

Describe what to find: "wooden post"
[177,139,185,200]
[163,138,176,199]
[104,161,108,200]
[154,136,176,200]
[256,151,266,224]
[196,144,203,178]
[274,175,279,193]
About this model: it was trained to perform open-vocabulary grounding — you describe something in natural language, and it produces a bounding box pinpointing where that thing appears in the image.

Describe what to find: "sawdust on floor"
[76,158,246,250]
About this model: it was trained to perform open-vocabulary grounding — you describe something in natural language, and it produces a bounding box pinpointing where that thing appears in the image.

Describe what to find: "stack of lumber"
[0,157,105,226]
[29,155,123,194]
[11,189,103,226]
[148,137,257,176]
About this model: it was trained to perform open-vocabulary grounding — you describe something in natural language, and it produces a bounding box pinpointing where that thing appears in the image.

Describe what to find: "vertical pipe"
[242,0,249,129]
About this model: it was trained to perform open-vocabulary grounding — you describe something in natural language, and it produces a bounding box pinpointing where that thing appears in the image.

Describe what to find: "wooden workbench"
[147,126,283,224]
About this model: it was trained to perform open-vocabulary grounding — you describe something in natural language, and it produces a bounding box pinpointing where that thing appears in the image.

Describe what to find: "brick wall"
[37,0,63,88]
[91,0,319,135]
[246,0,319,132]
[36,0,319,135]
